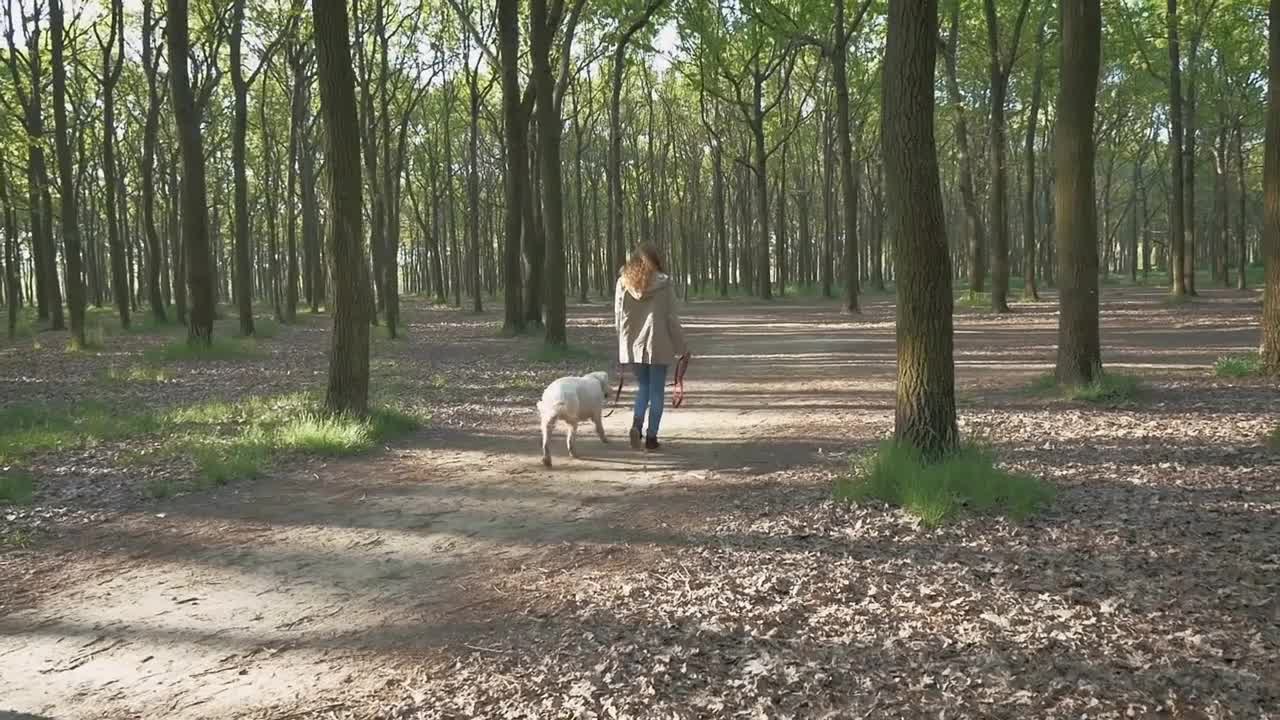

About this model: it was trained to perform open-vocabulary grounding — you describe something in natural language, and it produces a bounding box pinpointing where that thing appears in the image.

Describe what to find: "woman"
[616,243,688,451]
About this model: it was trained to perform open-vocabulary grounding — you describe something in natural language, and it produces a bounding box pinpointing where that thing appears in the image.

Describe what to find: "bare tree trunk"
[821,109,834,298]
[1,160,17,338]
[943,2,988,298]
[531,0,567,346]
[230,0,255,336]
[1055,0,1103,385]
[100,0,131,330]
[1022,9,1047,300]
[1168,0,1188,296]
[468,56,484,313]
[1235,119,1248,290]
[983,0,1033,312]
[498,0,525,332]
[168,0,215,344]
[50,0,86,346]
[1262,0,1280,374]
[313,0,372,414]
[141,0,166,323]
[883,0,957,458]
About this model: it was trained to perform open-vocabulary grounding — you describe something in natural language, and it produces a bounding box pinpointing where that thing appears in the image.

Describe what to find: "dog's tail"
[536,399,566,418]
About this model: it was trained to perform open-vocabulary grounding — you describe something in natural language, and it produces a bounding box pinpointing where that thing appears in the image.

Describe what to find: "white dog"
[537,371,612,467]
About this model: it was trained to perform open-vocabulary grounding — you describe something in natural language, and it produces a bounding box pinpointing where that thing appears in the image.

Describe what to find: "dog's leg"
[567,422,580,459]
[541,414,556,467]
[593,412,608,444]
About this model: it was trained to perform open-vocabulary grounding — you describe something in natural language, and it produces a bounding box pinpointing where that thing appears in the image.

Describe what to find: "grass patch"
[192,436,272,485]
[835,441,1054,527]
[0,403,160,465]
[1031,372,1141,405]
[528,342,599,364]
[1,393,425,497]
[0,528,33,548]
[0,471,35,505]
[1214,353,1261,378]
[147,335,262,362]
[954,292,993,310]
[1268,425,1280,451]
[98,363,172,384]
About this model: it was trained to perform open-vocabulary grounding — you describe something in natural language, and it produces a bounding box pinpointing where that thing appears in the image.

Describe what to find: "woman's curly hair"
[621,243,665,294]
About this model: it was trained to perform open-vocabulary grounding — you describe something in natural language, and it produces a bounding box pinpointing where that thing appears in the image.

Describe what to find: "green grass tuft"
[0,471,35,505]
[276,415,376,455]
[1,528,33,548]
[192,437,271,486]
[1268,425,1280,451]
[98,363,172,384]
[835,441,1054,527]
[1031,371,1141,405]
[954,292,993,310]
[0,403,160,465]
[147,335,261,362]
[1214,354,1261,378]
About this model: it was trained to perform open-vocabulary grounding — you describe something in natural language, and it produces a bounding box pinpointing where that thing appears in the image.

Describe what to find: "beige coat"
[615,272,687,366]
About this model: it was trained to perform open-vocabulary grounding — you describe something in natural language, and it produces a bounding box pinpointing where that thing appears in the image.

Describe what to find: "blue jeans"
[631,364,668,437]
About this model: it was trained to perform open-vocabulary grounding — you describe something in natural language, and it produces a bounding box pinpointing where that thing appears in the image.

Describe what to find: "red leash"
[671,353,691,408]
[605,356,690,414]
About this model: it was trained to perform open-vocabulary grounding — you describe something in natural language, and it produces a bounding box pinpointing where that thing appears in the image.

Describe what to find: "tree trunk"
[983,0,1032,312]
[141,0,166,323]
[1235,119,1248,290]
[834,0,862,311]
[99,0,131,329]
[498,0,525,332]
[230,0,255,336]
[167,149,186,323]
[751,92,772,300]
[943,1,988,298]
[1,160,17,338]
[168,0,215,345]
[313,0,372,414]
[531,0,568,346]
[883,0,957,458]
[1168,0,1188,296]
[1262,0,1280,374]
[50,0,86,346]
[1214,124,1229,287]
[1055,0,1103,385]
[468,59,484,313]
[844,143,861,312]
[821,111,834,298]
[1022,11,1046,300]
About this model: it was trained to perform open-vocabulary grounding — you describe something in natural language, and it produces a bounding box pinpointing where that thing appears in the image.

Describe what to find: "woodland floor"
[0,286,1277,720]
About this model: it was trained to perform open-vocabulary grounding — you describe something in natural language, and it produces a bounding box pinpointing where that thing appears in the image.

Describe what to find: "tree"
[141,0,167,323]
[942,0,988,299]
[1263,0,1280,374]
[497,0,525,334]
[1054,0,1103,385]
[1,158,17,339]
[531,0,566,345]
[4,0,64,329]
[168,0,216,346]
[1168,0,1189,296]
[97,0,131,329]
[1022,4,1048,301]
[49,0,87,347]
[313,0,372,415]
[984,0,1035,312]
[883,0,958,458]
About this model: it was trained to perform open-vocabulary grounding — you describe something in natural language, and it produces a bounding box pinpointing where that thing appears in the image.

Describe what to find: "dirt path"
[1,289,1272,719]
